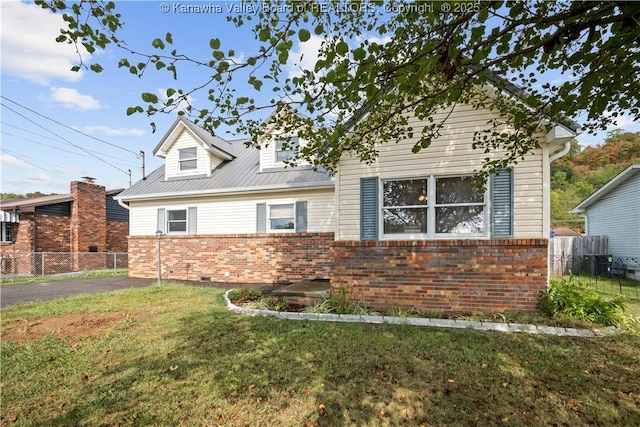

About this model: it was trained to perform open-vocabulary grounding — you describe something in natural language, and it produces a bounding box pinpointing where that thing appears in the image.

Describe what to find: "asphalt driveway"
[0,276,155,308]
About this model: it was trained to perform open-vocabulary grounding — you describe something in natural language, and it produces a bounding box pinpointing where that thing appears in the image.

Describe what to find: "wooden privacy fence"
[549,235,608,276]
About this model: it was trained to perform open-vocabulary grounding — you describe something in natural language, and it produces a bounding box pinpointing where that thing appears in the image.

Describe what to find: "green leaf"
[152,38,165,49]
[336,40,349,56]
[165,32,173,44]
[209,38,220,50]
[298,28,311,42]
[166,88,176,97]
[355,47,370,62]
[141,92,159,103]
[314,24,324,35]
[55,34,67,43]
[89,63,103,73]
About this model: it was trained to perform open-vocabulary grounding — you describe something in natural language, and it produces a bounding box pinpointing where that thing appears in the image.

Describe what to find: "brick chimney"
[71,179,106,253]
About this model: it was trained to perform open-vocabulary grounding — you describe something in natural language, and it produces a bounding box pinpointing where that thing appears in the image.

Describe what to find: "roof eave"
[115,181,335,202]
[570,164,640,213]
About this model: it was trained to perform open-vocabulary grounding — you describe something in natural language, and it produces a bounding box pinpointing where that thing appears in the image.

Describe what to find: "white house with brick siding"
[117,101,578,312]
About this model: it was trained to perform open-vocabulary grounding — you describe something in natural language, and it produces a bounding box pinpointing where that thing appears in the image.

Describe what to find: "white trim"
[267,202,296,233]
[379,174,488,240]
[115,181,334,203]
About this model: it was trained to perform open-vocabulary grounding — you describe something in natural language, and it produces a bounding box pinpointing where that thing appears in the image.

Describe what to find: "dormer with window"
[154,117,236,180]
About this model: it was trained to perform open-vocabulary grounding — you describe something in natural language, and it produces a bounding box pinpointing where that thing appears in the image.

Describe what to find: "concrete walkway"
[223,290,618,338]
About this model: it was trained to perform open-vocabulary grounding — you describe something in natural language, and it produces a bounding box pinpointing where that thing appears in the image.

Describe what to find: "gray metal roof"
[153,117,237,159]
[117,138,334,201]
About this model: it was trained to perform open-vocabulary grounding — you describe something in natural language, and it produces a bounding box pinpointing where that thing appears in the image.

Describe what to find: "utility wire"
[1,128,140,167]
[0,147,69,181]
[1,103,131,176]
[0,95,140,157]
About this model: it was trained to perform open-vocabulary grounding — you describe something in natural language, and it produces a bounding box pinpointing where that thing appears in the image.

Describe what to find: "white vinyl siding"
[585,173,640,258]
[164,128,226,178]
[128,188,334,236]
[337,103,548,240]
[260,135,309,171]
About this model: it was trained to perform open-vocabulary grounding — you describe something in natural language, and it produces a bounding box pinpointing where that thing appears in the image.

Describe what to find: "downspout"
[116,198,130,211]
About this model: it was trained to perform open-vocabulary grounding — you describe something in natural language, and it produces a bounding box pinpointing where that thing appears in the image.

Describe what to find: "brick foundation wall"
[106,220,128,252]
[331,239,549,313]
[128,233,334,283]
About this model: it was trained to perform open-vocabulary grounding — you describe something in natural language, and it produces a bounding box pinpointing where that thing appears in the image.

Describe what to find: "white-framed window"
[0,222,13,243]
[167,209,187,232]
[268,203,295,232]
[381,175,486,238]
[275,137,300,163]
[178,147,197,171]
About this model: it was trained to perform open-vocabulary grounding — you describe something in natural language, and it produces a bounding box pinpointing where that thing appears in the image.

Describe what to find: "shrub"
[302,288,379,316]
[540,276,626,326]
[227,288,264,303]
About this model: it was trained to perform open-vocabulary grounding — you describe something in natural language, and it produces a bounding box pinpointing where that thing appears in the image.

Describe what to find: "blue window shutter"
[491,168,513,238]
[188,207,197,234]
[295,201,307,232]
[256,203,267,233]
[360,177,379,240]
[157,208,166,234]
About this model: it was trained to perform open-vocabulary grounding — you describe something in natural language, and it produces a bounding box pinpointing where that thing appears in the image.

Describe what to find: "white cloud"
[287,34,326,79]
[48,87,101,110]
[52,164,80,174]
[78,125,146,137]
[0,153,32,170]
[0,2,87,84]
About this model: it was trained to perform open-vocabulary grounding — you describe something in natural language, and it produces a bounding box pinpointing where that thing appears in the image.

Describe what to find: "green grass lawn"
[1,283,639,426]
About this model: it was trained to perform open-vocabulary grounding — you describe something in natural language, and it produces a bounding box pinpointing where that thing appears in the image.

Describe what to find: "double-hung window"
[382,179,429,235]
[167,209,187,232]
[381,175,486,238]
[178,147,197,171]
[434,176,485,234]
[275,137,299,163]
[0,222,13,243]
[268,203,295,231]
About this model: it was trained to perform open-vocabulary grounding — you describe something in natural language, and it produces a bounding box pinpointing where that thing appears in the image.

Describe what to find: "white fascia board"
[115,181,335,202]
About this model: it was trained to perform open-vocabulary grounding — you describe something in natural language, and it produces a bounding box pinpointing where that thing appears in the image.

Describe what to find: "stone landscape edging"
[223,290,618,337]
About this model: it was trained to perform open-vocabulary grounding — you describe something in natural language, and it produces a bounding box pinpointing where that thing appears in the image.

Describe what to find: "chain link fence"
[0,252,127,278]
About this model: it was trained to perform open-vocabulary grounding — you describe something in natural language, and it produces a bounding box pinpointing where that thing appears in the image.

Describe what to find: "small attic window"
[179,147,197,171]
[275,137,299,163]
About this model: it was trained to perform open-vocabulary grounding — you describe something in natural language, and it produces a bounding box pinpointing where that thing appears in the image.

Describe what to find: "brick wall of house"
[106,220,129,252]
[0,215,35,275]
[34,214,71,252]
[128,233,334,283]
[71,181,106,253]
[330,239,549,313]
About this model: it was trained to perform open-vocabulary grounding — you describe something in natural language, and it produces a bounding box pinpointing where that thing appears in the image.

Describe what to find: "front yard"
[1,283,639,426]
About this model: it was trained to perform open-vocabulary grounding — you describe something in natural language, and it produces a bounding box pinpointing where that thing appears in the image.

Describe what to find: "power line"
[0,147,69,181]
[1,102,131,176]
[1,127,140,167]
[0,95,140,157]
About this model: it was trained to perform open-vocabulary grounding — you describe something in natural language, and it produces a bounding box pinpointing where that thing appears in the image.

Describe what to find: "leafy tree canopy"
[36,0,639,181]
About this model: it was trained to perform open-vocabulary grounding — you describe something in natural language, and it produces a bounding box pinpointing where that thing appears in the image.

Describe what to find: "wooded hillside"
[551,130,640,232]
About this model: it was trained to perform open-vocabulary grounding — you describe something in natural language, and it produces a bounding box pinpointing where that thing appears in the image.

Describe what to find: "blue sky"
[1,0,638,196]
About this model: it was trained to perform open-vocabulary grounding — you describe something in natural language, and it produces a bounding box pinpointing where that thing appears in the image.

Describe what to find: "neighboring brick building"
[0,179,129,275]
